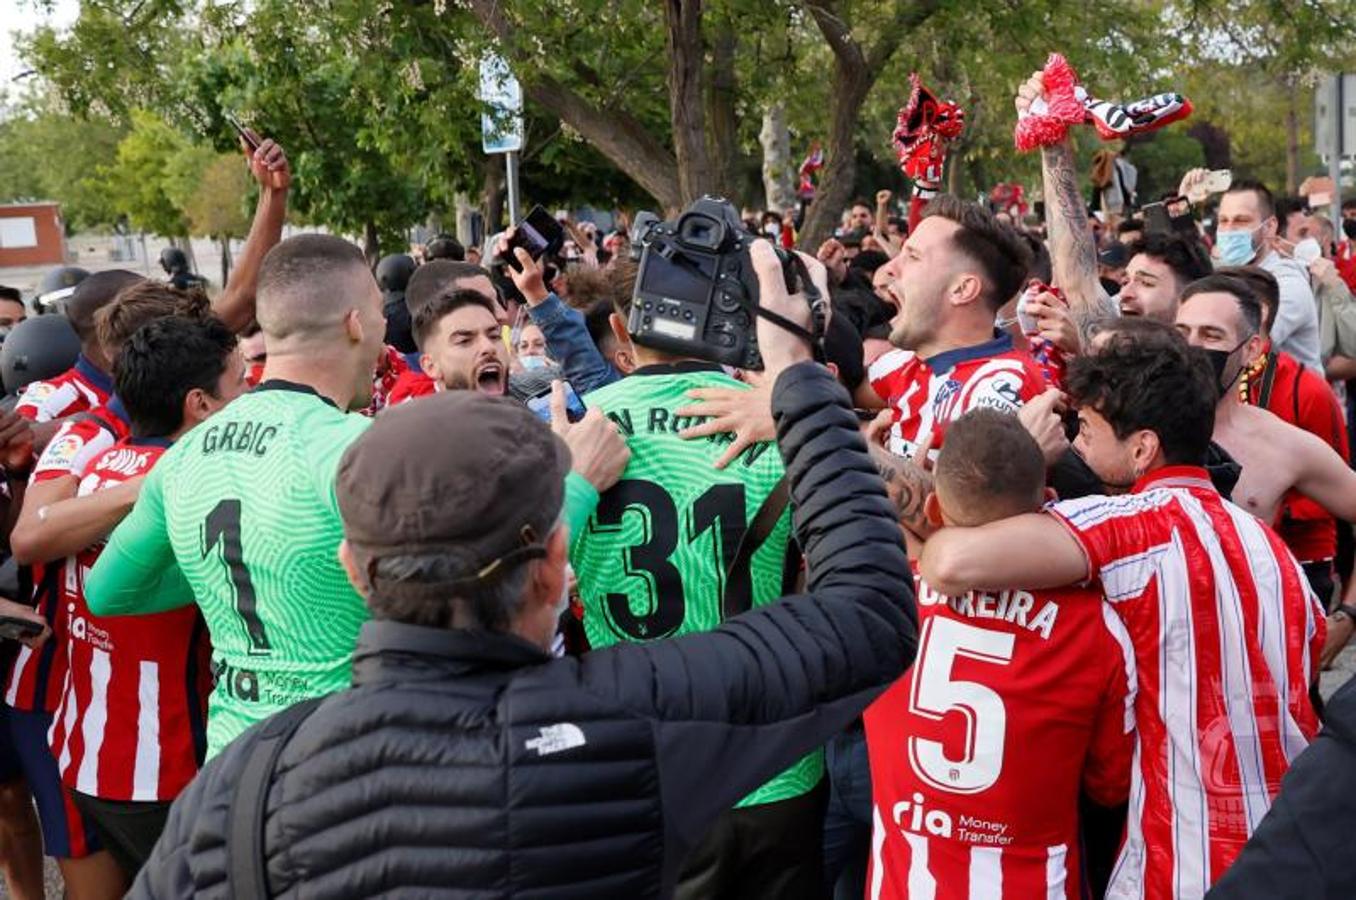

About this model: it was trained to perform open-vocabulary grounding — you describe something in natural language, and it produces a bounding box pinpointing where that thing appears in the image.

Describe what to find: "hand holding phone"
[503,205,566,271]
[224,112,260,152]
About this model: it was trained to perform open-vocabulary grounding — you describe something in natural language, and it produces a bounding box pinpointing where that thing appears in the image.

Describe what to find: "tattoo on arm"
[870,444,934,537]
[1041,141,1117,337]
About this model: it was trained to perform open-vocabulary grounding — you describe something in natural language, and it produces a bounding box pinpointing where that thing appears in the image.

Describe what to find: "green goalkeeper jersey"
[573,363,819,807]
[86,381,372,758]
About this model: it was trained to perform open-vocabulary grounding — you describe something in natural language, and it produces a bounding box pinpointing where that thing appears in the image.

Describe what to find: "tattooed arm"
[1015,70,1117,339]
[1041,140,1116,336]
[869,443,934,539]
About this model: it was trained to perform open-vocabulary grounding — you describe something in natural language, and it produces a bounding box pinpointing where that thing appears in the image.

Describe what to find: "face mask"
[763,224,780,237]
[1344,219,1356,242]
[519,354,548,370]
[1216,227,1259,266]
[1293,237,1322,265]
[1202,336,1251,398]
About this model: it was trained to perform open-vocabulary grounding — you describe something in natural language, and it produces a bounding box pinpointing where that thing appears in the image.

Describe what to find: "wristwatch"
[1334,604,1356,624]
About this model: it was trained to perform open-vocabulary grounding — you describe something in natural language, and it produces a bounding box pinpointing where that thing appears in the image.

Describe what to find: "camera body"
[629,196,799,371]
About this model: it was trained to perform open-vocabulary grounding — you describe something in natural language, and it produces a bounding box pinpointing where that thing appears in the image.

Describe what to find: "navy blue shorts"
[0,704,22,783]
[6,706,100,858]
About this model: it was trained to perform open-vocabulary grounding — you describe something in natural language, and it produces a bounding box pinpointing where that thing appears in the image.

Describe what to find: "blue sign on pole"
[480,53,524,155]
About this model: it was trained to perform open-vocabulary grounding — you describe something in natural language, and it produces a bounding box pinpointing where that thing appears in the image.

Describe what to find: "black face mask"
[1202,337,1251,399]
[1344,218,1356,241]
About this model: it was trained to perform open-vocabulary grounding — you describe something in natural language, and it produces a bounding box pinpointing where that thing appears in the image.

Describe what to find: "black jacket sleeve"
[1206,676,1356,899]
[575,361,917,857]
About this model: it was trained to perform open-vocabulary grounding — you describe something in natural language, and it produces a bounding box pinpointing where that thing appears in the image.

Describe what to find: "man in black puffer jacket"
[132,243,917,899]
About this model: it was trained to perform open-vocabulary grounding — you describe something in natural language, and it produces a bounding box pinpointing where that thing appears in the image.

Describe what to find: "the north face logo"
[525,723,586,757]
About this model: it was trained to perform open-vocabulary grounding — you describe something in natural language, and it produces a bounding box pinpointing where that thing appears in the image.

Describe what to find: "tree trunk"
[760,104,796,212]
[797,69,870,249]
[466,0,682,211]
[219,234,232,287]
[798,0,943,250]
[706,14,739,200]
[363,221,380,268]
[454,192,476,247]
[483,159,505,234]
[663,0,714,207]
[1284,76,1300,196]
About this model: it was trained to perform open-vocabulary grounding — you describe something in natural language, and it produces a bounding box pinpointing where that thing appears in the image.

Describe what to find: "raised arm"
[1293,425,1356,523]
[211,134,290,333]
[1016,72,1117,336]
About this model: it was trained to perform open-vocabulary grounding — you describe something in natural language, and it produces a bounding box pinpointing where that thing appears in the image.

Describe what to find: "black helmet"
[34,266,89,313]
[376,254,417,293]
[0,315,81,396]
[424,234,465,262]
[159,247,189,275]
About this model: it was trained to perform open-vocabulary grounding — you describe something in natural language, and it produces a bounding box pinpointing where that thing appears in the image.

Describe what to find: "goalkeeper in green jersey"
[500,242,839,900]
[85,235,388,758]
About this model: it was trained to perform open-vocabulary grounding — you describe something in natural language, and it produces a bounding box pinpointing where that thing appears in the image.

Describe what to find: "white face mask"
[1293,237,1323,265]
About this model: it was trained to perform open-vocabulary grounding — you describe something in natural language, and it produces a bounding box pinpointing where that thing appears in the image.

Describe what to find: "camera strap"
[750,253,828,364]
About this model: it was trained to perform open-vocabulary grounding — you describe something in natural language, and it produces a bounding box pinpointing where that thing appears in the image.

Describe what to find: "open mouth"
[475,361,506,395]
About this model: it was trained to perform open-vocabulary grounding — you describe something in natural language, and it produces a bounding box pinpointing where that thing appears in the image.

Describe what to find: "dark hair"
[1274,196,1307,222]
[412,288,500,349]
[1224,178,1276,221]
[0,286,21,304]
[850,197,872,210]
[1179,274,1264,338]
[115,315,238,438]
[1117,218,1145,235]
[922,195,1033,310]
[95,280,211,356]
[1019,232,1053,284]
[887,216,909,234]
[67,270,144,343]
[1127,233,1213,286]
[406,260,496,324]
[585,299,616,353]
[1213,266,1279,333]
[850,249,890,274]
[1067,319,1216,465]
[424,234,465,262]
[831,286,894,340]
[1343,198,1356,212]
[934,408,1046,523]
[822,313,866,391]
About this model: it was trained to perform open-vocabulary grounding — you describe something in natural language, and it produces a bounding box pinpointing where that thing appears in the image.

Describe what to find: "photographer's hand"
[751,240,830,374]
[495,229,550,306]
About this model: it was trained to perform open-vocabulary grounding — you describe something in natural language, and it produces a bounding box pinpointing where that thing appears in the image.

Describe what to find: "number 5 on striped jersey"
[907,617,1015,794]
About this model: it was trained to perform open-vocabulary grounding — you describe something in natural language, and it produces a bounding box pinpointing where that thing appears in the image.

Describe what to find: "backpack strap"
[226,697,324,900]
[721,477,791,620]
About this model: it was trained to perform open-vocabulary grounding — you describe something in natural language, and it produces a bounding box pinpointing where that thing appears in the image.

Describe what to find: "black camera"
[628,196,820,371]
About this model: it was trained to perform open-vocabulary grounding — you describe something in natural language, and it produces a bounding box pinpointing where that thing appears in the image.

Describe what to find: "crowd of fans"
[0,68,1355,900]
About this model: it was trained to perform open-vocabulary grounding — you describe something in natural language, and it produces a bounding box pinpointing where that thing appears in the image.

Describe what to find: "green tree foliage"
[104,109,192,238]
[0,104,126,230]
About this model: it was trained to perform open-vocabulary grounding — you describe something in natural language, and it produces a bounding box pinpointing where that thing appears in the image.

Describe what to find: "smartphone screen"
[508,205,566,265]
[1142,202,1172,236]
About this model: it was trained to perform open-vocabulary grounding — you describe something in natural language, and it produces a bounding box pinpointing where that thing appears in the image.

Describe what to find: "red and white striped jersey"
[864,572,1136,899]
[14,356,114,423]
[1048,466,1326,899]
[46,438,211,801]
[868,333,1048,459]
[4,402,132,714]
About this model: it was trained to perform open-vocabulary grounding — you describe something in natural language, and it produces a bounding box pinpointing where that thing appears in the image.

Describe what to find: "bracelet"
[1339,603,1356,622]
